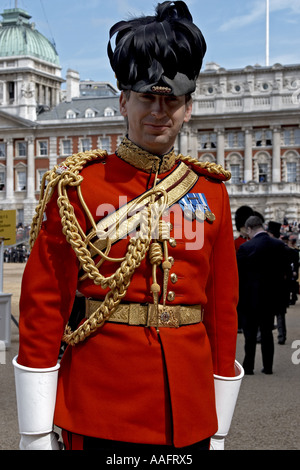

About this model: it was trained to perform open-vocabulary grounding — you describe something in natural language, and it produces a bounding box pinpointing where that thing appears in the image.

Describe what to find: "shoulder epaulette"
[178,154,231,182]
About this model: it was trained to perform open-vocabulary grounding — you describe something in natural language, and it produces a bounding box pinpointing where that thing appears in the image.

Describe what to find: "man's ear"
[119,92,128,117]
[183,99,193,123]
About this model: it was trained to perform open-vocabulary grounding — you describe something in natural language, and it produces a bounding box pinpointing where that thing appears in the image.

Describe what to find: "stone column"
[272,127,281,183]
[5,138,14,201]
[49,136,58,169]
[179,126,189,155]
[26,136,35,201]
[216,129,225,167]
[189,128,198,158]
[244,128,253,182]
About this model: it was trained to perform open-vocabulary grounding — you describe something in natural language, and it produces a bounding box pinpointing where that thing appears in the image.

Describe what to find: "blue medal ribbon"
[178,193,215,222]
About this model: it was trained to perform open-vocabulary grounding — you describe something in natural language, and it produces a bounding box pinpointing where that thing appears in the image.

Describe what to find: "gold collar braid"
[117,136,231,180]
[116,136,177,173]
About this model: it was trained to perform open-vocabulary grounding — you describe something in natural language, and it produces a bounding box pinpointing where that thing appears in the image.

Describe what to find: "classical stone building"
[189,61,300,229]
[0,6,300,232]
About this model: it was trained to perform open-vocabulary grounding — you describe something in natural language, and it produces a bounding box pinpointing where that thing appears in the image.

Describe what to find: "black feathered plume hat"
[107,1,207,96]
[235,206,254,231]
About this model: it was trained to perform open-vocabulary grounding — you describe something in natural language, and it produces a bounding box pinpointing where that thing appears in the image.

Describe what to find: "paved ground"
[1,263,300,450]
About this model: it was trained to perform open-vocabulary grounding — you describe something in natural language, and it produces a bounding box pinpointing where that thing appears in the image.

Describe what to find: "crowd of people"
[234,205,299,375]
[2,223,30,263]
[3,245,29,263]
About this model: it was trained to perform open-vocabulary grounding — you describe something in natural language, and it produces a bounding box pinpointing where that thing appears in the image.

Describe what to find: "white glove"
[20,432,62,450]
[13,356,61,451]
[210,360,244,450]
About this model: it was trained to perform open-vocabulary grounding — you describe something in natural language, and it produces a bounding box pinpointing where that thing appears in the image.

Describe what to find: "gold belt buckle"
[148,304,180,328]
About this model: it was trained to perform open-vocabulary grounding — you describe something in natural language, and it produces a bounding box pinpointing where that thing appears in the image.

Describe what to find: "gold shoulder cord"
[176,154,231,181]
[30,147,230,346]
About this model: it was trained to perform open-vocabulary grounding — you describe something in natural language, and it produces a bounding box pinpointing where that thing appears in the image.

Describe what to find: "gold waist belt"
[85,299,203,329]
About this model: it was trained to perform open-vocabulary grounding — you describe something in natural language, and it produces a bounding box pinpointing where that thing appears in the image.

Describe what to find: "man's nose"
[150,98,166,117]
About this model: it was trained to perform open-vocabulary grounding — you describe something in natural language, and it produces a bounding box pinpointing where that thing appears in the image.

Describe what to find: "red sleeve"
[203,183,239,377]
[18,188,85,368]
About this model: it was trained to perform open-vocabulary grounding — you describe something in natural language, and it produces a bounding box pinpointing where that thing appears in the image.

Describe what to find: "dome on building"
[0,8,60,66]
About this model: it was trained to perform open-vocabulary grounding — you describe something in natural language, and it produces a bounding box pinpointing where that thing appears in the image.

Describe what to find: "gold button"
[169,238,177,248]
[170,273,178,284]
[168,256,175,266]
[167,291,176,302]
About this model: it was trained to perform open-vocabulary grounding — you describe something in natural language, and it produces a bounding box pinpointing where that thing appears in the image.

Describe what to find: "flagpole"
[266,0,270,66]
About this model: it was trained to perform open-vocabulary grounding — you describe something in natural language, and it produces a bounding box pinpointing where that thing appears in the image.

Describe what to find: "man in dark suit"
[237,216,287,374]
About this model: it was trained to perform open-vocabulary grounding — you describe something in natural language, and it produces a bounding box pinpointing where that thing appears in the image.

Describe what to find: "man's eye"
[140,94,153,101]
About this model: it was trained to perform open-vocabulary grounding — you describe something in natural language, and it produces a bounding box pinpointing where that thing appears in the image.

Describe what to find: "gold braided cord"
[29,149,108,249]
[63,205,153,345]
[177,154,231,181]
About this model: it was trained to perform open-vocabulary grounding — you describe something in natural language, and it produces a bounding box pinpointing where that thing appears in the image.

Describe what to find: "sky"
[2,0,300,88]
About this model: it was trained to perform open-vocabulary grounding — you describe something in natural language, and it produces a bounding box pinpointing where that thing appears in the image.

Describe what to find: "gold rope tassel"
[149,242,163,331]
[158,220,171,307]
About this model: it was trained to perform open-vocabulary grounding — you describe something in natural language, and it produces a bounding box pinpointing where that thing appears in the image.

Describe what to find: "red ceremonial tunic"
[17,152,238,448]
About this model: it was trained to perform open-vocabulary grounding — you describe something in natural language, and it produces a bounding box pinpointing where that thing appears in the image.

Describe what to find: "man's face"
[120,91,192,155]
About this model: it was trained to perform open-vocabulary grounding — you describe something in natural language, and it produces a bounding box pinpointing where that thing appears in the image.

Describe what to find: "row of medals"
[184,206,216,223]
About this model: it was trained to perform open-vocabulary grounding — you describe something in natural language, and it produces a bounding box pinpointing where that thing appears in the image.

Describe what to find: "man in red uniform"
[13,1,243,453]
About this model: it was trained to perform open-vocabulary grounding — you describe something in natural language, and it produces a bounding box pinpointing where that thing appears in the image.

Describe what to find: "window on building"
[104,107,115,117]
[265,130,272,146]
[16,169,27,191]
[200,133,208,149]
[237,132,245,148]
[0,168,5,190]
[61,139,72,155]
[100,137,111,152]
[210,133,217,148]
[17,141,27,157]
[258,163,268,182]
[283,130,291,146]
[198,132,217,150]
[286,162,297,183]
[66,109,76,119]
[227,133,235,148]
[255,131,262,147]
[8,81,15,103]
[17,208,24,225]
[37,169,48,189]
[255,129,272,147]
[0,142,6,157]
[38,140,48,156]
[230,164,241,184]
[294,129,300,146]
[225,131,245,149]
[85,108,95,118]
[80,138,91,152]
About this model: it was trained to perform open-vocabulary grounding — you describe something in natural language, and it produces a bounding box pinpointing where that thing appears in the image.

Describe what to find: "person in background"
[288,235,299,305]
[234,205,254,252]
[267,222,291,345]
[237,216,287,374]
